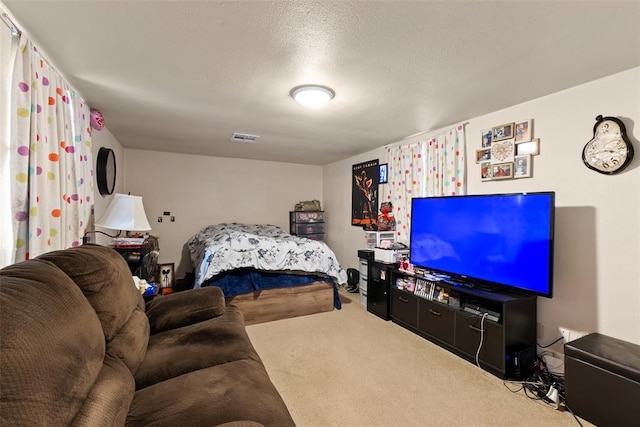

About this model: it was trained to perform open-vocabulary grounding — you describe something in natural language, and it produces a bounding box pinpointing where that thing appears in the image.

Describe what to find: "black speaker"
[346,268,360,293]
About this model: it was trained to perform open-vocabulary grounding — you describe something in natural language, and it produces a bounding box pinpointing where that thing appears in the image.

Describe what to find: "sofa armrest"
[146,286,226,334]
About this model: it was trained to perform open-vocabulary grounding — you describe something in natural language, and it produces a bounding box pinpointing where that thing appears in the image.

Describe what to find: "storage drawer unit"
[388,268,537,379]
[418,299,455,346]
[290,211,324,223]
[390,287,418,327]
[367,261,393,320]
[290,211,325,241]
[357,249,374,307]
[455,311,504,370]
[364,231,395,249]
[291,222,325,235]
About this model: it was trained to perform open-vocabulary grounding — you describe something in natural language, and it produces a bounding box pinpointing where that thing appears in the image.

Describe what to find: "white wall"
[123,149,323,276]
[323,67,640,346]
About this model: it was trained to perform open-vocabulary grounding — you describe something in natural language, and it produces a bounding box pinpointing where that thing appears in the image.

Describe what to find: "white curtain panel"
[424,124,466,197]
[10,36,93,261]
[387,124,466,245]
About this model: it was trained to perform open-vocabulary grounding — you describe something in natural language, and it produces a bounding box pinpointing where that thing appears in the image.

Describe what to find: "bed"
[187,223,348,324]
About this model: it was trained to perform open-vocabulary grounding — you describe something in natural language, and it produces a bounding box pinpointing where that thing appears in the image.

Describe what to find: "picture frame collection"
[477,119,539,181]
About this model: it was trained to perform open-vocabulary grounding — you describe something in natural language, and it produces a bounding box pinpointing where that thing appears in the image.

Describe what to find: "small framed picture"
[481,129,493,147]
[158,263,175,288]
[492,122,514,142]
[491,162,514,180]
[378,163,388,184]
[514,119,533,142]
[476,148,491,163]
[516,138,540,155]
[514,154,532,178]
[480,161,492,181]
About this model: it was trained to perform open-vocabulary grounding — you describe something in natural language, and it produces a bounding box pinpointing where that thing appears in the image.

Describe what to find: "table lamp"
[83,193,152,244]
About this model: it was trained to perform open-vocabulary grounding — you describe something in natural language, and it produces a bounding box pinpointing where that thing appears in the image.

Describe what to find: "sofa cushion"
[146,286,226,334]
[38,244,150,374]
[135,305,263,389]
[127,359,295,427]
[72,355,136,426]
[0,259,111,425]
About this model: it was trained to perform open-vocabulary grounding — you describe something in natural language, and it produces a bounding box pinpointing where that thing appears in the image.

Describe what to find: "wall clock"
[96,147,116,195]
[582,115,634,175]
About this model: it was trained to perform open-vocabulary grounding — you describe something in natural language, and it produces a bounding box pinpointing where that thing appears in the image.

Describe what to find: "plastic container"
[365,231,395,249]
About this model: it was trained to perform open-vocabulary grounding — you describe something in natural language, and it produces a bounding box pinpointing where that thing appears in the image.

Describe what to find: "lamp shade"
[95,193,151,231]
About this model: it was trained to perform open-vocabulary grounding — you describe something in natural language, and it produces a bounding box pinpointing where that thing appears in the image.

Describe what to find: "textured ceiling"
[3,1,640,165]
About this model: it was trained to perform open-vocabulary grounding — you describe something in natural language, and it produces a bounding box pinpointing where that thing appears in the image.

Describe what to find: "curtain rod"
[1,13,21,36]
[383,121,469,149]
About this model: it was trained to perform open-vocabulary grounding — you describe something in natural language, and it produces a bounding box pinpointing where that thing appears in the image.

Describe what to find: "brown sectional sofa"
[0,244,295,426]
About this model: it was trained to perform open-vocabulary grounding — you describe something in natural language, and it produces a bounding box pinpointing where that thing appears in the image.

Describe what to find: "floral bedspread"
[188,223,348,288]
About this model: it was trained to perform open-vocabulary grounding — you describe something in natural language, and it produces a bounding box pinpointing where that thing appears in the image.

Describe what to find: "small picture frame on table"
[379,163,388,184]
[492,122,514,142]
[158,263,175,289]
[491,162,514,180]
[514,154,532,178]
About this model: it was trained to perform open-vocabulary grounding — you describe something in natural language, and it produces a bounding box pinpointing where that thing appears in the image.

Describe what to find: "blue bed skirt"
[203,269,341,309]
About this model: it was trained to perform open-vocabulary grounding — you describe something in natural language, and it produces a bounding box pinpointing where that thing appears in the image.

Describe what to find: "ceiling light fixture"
[290,85,335,108]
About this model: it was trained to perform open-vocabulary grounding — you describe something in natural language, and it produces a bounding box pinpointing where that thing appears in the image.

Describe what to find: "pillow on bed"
[146,287,226,334]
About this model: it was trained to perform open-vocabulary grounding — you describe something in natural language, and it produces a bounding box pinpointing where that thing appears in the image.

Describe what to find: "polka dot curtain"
[387,124,466,244]
[10,36,93,262]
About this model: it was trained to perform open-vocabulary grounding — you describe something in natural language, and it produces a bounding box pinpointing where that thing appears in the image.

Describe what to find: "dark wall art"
[352,159,379,226]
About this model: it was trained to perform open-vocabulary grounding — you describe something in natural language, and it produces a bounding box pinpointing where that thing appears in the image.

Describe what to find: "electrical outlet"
[559,326,588,343]
[559,326,571,343]
[537,322,544,338]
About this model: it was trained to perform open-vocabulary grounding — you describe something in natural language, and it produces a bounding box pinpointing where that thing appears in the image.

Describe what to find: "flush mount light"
[290,85,335,108]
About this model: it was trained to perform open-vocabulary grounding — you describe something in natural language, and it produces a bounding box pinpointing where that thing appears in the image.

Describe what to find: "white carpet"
[246,290,589,427]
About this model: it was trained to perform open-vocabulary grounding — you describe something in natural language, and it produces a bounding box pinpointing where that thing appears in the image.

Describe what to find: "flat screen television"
[409,192,555,298]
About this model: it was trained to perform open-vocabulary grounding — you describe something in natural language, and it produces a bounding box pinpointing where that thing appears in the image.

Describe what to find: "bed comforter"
[188,223,348,288]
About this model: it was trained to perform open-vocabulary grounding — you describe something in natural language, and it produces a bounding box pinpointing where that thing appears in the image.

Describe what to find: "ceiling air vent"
[231,132,260,143]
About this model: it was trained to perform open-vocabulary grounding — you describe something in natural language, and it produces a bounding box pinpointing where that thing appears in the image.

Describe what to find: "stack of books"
[111,237,145,248]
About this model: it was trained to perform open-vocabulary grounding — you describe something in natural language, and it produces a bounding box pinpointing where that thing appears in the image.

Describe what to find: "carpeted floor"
[246,289,590,427]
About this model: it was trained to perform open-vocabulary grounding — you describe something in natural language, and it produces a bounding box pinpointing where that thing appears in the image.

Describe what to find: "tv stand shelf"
[389,269,537,379]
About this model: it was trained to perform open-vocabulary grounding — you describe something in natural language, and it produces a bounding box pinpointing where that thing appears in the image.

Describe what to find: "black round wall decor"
[96,147,116,196]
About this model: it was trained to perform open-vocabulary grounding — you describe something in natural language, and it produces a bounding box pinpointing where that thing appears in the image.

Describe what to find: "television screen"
[409,192,554,297]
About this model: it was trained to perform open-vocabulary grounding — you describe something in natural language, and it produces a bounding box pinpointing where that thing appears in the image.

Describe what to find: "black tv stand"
[470,283,500,293]
[388,268,537,379]
[447,278,499,293]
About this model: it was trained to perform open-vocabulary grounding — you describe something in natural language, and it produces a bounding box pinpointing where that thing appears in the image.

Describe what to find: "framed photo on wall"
[492,122,515,142]
[476,148,491,163]
[481,128,493,147]
[379,163,388,184]
[158,263,175,289]
[491,162,514,180]
[514,154,532,178]
[516,138,540,155]
[352,159,379,227]
[480,161,492,181]
[514,119,533,142]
